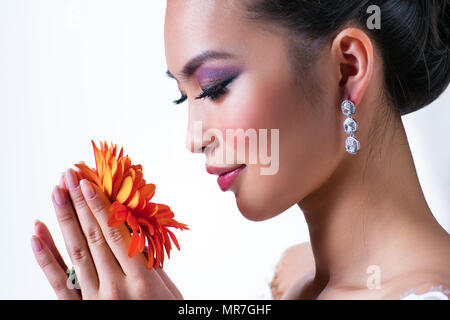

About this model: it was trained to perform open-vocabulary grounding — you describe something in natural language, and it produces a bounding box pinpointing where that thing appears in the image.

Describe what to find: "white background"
[0,1,448,299]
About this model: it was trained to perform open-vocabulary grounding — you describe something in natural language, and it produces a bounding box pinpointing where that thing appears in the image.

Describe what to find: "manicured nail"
[65,168,79,189]
[31,235,43,253]
[59,172,67,190]
[80,179,96,200]
[53,186,67,206]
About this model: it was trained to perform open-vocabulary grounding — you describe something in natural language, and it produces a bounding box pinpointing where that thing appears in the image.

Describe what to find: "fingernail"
[31,236,43,253]
[80,179,96,200]
[66,168,79,189]
[53,186,67,206]
[59,172,67,190]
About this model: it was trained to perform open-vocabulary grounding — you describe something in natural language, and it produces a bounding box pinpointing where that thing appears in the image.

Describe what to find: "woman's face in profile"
[164,0,342,221]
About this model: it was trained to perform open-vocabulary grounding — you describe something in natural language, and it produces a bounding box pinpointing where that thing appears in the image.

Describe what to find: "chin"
[234,189,283,222]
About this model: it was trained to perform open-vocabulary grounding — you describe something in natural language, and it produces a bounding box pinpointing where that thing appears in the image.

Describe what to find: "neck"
[298,114,444,291]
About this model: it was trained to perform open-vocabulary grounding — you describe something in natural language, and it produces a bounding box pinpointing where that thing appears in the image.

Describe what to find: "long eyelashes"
[195,75,238,101]
[172,75,238,105]
[173,93,187,105]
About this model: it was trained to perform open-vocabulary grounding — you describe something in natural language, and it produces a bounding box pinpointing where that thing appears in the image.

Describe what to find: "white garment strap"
[401,291,449,300]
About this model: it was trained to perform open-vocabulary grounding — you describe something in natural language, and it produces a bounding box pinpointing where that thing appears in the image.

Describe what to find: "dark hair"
[246,0,450,116]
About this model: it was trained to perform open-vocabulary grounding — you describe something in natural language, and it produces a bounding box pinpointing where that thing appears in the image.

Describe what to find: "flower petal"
[146,203,159,217]
[160,239,165,268]
[103,166,112,197]
[156,210,175,220]
[128,228,139,257]
[112,143,117,157]
[126,211,139,229]
[123,156,131,173]
[179,223,189,230]
[116,176,133,203]
[92,140,105,179]
[111,159,124,200]
[148,222,155,236]
[107,202,128,227]
[156,203,172,215]
[134,169,145,189]
[138,226,146,253]
[127,190,140,210]
[154,234,162,268]
[105,147,112,165]
[139,184,156,199]
[127,168,136,182]
[162,228,172,254]
[166,228,180,251]
[135,195,146,212]
[110,156,118,178]
[74,163,102,187]
[146,236,155,269]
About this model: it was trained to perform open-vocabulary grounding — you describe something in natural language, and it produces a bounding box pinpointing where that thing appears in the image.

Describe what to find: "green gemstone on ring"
[68,266,80,288]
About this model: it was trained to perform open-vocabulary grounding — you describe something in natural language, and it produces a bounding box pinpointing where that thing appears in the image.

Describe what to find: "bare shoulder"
[270,242,315,299]
[383,248,450,299]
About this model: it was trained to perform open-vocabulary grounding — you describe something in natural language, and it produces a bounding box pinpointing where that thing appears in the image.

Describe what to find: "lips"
[205,164,246,191]
[205,164,245,176]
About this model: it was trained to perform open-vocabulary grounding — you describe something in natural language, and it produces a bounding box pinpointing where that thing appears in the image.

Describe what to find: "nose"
[185,120,216,154]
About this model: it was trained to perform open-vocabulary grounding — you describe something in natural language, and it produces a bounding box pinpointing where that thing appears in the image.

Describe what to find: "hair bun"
[426,0,448,52]
[376,0,449,115]
[400,0,450,114]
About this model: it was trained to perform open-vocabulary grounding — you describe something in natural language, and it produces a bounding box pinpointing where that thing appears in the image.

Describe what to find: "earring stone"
[345,136,360,155]
[341,100,356,117]
[343,117,358,134]
[341,100,360,155]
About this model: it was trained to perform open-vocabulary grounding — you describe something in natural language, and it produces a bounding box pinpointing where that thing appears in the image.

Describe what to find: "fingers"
[52,185,99,291]
[34,220,67,272]
[59,172,68,190]
[77,178,151,277]
[142,246,182,299]
[155,268,183,299]
[63,169,123,280]
[31,235,81,300]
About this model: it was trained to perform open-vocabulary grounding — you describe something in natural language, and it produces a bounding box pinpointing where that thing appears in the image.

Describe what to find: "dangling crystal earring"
[341,99,360,155]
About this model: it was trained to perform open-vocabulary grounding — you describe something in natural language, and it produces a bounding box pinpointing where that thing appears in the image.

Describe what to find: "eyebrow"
[166,50,235,81]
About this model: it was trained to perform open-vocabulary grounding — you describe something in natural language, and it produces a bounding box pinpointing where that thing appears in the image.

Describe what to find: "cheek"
[211,74,295,157]
[213,76,340,221]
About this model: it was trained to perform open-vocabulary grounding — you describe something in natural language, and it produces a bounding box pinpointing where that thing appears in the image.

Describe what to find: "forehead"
[165,1,246,54]
[164,0,280,72]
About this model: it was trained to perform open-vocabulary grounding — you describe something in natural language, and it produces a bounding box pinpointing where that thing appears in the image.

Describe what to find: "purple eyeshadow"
[195,66,242,88]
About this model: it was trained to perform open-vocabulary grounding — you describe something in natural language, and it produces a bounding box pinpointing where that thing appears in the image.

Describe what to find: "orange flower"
[74,140,188,269]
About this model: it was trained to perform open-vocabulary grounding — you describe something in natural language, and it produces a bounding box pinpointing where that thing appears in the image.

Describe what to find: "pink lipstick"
[206,164,246,191]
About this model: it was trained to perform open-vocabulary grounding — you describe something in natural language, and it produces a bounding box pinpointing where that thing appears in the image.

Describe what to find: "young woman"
[32,0,449,299]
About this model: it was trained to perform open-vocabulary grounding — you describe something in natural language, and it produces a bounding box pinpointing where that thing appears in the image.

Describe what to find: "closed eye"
[195,75,238,101]
[173,93,187,105]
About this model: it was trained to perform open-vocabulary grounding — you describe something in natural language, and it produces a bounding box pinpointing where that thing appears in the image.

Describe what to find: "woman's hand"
[31,168,183,300]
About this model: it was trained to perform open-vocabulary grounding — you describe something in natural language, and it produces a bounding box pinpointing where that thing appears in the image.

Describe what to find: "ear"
[331,28,374,106]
